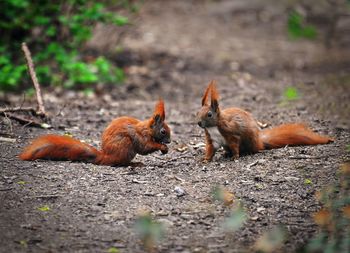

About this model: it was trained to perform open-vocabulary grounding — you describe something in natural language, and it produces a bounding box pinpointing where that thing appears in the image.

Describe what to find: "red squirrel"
[196,80,334,161]
[20,100,171,166]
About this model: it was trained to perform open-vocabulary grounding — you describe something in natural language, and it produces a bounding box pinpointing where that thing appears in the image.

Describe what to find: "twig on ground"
[289,155,325,160]
[246,160,259,170]
[257,121,268,128]
[2,111,13,133]
[21,42,46,116]
[5,113,44,128]
[132,179,148,184]
[163,154,192,163]
[174,175,186,182]
[0,188,13,191]
[0,107,36,114]
[56,103,67,117]
[0,137,16,143]
[32,194,63,199]
[0,132,17,138]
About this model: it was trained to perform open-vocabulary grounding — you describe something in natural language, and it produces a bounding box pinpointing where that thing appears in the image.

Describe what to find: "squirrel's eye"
[207,111,213,118]
[160,128,166,135]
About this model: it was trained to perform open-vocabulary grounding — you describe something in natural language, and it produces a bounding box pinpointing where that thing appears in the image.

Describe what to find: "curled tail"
[259,123,333,150]
[19,135,101,163]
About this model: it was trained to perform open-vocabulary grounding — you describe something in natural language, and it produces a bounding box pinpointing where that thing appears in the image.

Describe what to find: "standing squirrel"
[20,100,171,166]
[196,80,333,162]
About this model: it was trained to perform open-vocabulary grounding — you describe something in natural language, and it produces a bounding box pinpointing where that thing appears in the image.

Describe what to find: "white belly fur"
[207,127,226,150]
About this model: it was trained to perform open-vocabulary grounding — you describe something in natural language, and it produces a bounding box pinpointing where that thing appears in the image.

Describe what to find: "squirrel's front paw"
[160,145,168,154]
[202,158,211,164]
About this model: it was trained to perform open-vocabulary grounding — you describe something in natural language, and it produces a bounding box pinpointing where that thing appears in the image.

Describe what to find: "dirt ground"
[1,1,350,252]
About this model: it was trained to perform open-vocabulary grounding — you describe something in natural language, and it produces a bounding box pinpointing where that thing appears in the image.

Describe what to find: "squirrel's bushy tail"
[259,123,333,150]
[19,135,101,163]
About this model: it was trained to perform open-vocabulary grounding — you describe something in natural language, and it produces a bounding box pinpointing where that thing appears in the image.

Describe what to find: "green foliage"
[37,205,50,212]
[19,240,28,248]
[283,86,299,101]
[304,178,313,185]
[288,10,317,40]
[211,185,247,232]
[134,212,165,251]
[0,0,129,91]
[254,226,287,252]
[107,247,119,253]
[306,163,350,253]
[222,207,247,232]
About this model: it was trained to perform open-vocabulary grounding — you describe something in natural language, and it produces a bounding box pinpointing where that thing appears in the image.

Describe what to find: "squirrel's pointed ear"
[201,82,212,106]
[153,99,165,122]
[209,80,219,112]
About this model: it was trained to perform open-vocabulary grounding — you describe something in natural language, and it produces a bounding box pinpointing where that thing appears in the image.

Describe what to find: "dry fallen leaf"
[342,205,350,219]
[176,145,188,152]
[254,226,286,253]
[222,189,235,206]
[191,142,205,149]
[339,162,350,175]
[313,209,331,226]
[212,186,235,206]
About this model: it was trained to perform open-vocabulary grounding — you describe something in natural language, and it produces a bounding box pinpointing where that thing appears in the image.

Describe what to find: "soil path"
[1,1,349,252]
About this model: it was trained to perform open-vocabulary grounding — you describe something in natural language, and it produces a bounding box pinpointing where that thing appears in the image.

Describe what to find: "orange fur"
[260,123,333,149]
[209,80,219,104]
[20,100,171,166]
[197,80,334,161]
[201,82,212,106]
[153,99,165,121]
[19,135,100,162]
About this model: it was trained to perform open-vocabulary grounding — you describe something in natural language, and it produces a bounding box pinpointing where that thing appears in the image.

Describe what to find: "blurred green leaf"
[305,178,313,185]
[113,15,129,26]
[0,0,128,91]
[254,226,287,252]
[288,11,317,40]
[83,88,94,96]
[212,185,235,206]
[25,87,35,97]
[135,212,165,251]
[34,16,50,25]
[19,240,28,248]
[222,207,247,232]
[114,67,125,83]
[307,232,327,252]
[46,25,56,37]
[107,247,119,253]
[283,86,299,101]
[38,205,50,212]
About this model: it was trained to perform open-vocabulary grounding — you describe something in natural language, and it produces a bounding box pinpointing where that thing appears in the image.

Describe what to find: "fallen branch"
[4,113,46,128]
[288,155,325,160]
[0,107,36,114]
[21,42,46,116]
[0,137,16,143]
[32,194,63,199]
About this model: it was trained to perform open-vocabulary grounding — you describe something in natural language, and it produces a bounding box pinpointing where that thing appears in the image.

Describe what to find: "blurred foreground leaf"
[135,212,165,252]
[107,247,119,253]
[37,205,50,212]
[288,11,317,40]
[283,86,299,101]
[222,207,247,232]
[212,185,236,206]
[254,226,287,253]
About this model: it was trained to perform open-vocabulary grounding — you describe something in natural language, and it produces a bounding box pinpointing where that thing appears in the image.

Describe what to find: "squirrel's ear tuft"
[209,80,219,111]
[202,81,212,106]
[153,99,165,121]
